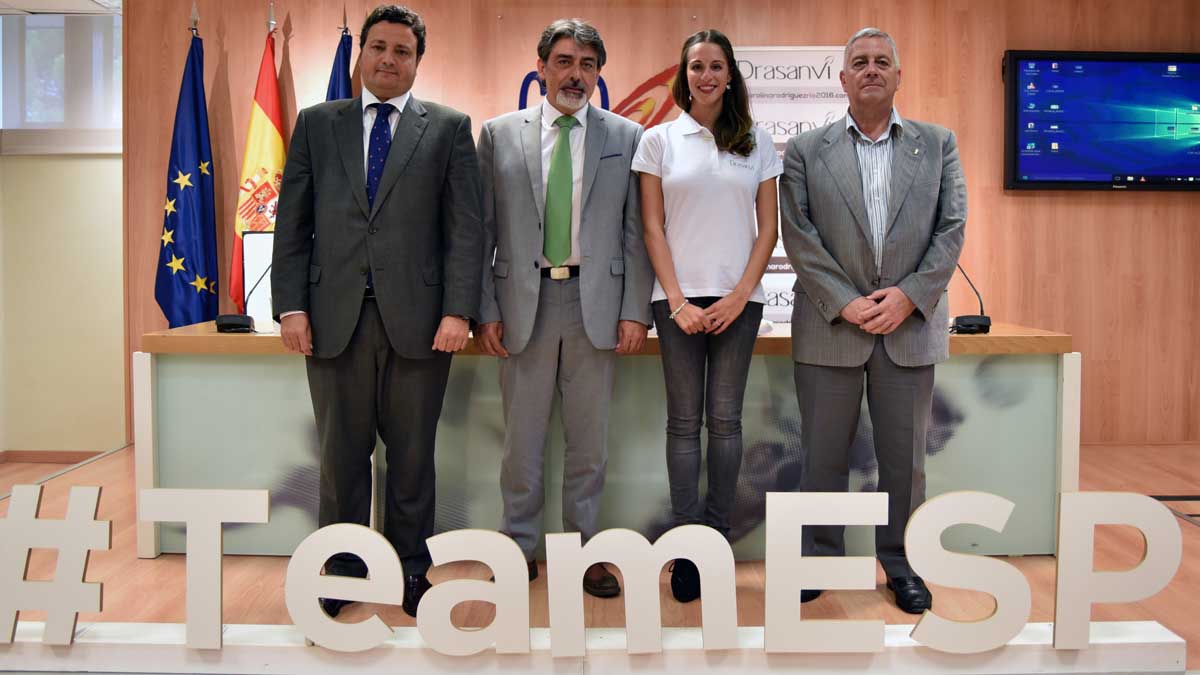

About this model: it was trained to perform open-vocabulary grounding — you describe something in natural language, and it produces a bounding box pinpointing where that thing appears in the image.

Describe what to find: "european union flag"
[155,35,218,327]
[326,29,353,101]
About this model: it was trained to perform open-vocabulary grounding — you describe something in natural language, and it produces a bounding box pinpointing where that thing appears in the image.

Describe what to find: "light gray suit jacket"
[477,105,653,354]
[779,117,966,368]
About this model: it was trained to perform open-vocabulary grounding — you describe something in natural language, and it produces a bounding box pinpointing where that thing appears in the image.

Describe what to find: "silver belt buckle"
[550,266,570,280]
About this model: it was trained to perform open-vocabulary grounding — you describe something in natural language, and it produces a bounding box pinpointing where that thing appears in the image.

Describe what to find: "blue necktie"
[364,102,394,293]
[366,102,395,208]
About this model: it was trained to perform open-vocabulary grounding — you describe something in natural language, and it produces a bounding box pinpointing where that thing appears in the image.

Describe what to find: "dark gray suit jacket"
[272,96,483,360]
[780,117,967,368]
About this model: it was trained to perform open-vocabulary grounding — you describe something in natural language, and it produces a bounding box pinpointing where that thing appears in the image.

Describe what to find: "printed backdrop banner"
[737,46,846,322]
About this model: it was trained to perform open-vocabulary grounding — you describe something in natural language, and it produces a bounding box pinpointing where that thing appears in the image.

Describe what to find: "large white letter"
[138,488,268,650]
[906,491,1031,653]
[764,492,886,653]
[545,525,737,657]
[285,524,404,652]
[1054,492,1182,649]
[416,529,530,655]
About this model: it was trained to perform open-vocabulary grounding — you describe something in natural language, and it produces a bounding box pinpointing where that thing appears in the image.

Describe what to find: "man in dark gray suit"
[271,5,482,619]
[474,19,653,598]
[779,27,966,613]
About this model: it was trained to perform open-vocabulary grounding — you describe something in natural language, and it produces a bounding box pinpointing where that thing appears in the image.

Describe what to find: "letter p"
[1054,492,1182,649]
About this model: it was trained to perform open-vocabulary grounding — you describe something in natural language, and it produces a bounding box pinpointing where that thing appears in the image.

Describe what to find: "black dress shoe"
[402,574,432,618]
[800,589,822,603]
[319,597,352,618]
[669,559,700,603]
[886,576,932,614]
[582,563,620,598]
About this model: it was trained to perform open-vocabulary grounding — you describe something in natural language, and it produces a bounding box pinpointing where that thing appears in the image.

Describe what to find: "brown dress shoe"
[583,562,620,598]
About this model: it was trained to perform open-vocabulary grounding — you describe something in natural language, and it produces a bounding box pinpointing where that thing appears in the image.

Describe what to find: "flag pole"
[190,0,199,36]
[340,5,349,35]
[267,0,277,34]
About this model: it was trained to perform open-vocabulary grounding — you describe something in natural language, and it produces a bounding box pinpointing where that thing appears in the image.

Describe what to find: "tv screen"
[1004,50,1200,190]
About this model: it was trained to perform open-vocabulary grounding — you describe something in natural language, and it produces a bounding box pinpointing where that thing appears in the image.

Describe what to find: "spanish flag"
[229,32,285,313]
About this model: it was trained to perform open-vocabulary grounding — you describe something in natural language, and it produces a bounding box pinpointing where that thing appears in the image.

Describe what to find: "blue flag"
[326,29,353,101]
[155,35,218,328]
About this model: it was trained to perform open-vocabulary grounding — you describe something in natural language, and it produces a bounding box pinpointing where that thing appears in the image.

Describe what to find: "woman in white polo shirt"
[632,28,781,604]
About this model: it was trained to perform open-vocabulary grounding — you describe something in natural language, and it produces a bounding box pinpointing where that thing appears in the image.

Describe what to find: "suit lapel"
[819,123,873,252]
[521,109,546,222]
[335,97,370,220]
[884,125,924,235]
[369,97,429,223]
[581,106,607,210]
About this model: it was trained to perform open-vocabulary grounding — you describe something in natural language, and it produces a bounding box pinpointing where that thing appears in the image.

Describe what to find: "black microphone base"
[216,314,255,333]
[953,314,991,334]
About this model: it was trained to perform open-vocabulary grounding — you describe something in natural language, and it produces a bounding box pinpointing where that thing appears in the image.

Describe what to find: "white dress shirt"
[632,112,782,303]
[361,88,411,178]
[846,107,904,275]
[539,99,587,268]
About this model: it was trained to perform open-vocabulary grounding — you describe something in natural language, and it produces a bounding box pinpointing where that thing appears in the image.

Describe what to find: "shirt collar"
[846,107,903,143]
[362,88,411,115]
[675,111,709,136]
[541,99,589,132]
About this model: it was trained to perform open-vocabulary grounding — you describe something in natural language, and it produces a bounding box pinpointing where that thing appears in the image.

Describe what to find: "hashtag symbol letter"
[0,484,111,645]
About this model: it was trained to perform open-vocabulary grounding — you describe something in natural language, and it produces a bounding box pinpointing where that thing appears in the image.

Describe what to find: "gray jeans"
[652,297,763,538]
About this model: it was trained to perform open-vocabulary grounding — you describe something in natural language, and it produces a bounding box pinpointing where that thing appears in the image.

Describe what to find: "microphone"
[215,264,271,333]
[951,263,991,334]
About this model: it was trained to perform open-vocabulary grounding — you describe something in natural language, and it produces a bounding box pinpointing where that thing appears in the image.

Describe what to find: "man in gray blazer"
[474,19,652,598]
[779,27,966,613]
[272,5,482,618]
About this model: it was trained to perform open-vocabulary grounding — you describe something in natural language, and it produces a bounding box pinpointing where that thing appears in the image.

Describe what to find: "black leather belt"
[541,265,580,280]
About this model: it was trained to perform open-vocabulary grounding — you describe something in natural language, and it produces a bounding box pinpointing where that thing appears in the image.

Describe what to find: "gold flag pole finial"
[267,0,277,33]
[190,0,199,35]
[341,5,349,34]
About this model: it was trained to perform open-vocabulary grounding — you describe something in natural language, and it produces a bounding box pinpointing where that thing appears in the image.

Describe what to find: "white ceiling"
[0,0,121,14]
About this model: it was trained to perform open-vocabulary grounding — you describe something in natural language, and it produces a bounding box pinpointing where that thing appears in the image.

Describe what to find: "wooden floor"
[0,461,77,497]
[1,444,1196,666]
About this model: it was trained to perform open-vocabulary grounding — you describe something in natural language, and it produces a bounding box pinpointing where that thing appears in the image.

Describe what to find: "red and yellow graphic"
[611,65,679,129]
[230,33,285,313]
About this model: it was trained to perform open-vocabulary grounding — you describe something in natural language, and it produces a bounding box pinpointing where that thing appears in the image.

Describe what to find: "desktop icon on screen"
[1049,124,1060,130]
[1027,82,1037,90]
[1167,65,1178,73]
[1027,103,1036,110]
[1051,62,1059,70]
[1028,122,1035,129]
[1026,142,1037,150]
[1049,104,1060,110]
[1051,142,1060,150]
[1127,176,1135,182]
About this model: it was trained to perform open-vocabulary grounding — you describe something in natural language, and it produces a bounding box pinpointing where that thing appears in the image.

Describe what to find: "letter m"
[545,526,738,657]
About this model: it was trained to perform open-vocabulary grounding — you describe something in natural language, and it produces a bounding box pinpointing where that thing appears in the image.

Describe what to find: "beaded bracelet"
[668,299,689,320]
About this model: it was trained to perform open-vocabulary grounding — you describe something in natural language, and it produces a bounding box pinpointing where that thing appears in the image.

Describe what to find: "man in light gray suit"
[474,19,652,598]
[779,27,966,613]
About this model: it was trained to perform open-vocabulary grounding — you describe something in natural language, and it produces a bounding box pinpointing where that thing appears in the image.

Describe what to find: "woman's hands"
[702,289,749,335]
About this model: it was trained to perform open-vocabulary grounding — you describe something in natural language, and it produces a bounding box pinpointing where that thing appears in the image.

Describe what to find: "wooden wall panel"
[124,0,1200,444]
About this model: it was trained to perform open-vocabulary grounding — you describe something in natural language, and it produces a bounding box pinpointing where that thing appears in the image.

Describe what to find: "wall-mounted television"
[1003,50,1200,190]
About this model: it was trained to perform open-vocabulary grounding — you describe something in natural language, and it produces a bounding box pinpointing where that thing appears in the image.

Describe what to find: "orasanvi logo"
[518,65,679,129]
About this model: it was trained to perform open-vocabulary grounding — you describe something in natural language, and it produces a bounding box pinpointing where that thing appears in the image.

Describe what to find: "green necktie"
[543,114,579,267]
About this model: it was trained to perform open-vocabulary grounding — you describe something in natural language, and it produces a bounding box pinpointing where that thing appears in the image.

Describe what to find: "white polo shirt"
[632,112,782,304]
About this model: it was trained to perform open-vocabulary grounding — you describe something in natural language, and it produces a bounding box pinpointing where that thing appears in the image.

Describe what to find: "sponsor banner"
[738,46,846,322]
